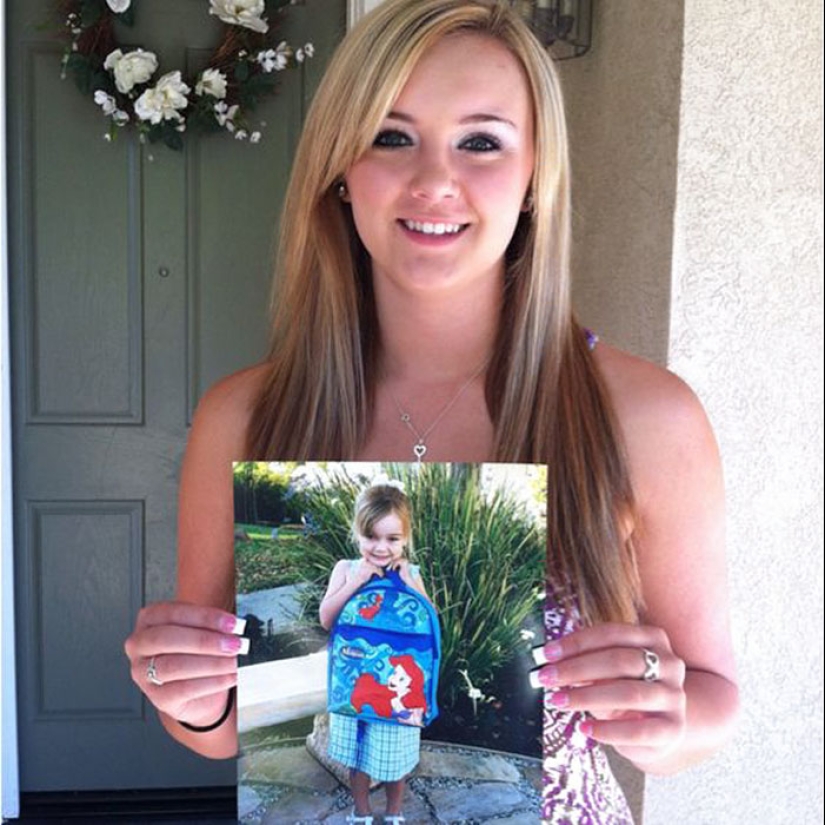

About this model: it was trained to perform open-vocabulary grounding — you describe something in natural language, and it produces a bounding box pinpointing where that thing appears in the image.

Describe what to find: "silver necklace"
[389,362,488,463]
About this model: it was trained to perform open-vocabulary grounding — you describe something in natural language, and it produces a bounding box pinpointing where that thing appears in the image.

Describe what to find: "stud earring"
[522,192,535,213]
[337,180,349,201]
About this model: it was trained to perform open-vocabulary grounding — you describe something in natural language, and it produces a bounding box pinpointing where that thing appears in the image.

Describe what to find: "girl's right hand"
[124,601,244,728]
[353,559,385,585]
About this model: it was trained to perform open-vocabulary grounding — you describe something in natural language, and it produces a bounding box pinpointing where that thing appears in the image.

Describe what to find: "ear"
[337,179,351,203]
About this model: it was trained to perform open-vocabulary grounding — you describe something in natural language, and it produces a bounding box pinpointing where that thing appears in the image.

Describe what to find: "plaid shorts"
[327,713,420,782]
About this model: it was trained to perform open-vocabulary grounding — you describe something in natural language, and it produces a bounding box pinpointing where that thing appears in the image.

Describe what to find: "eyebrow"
[386,110,518,129]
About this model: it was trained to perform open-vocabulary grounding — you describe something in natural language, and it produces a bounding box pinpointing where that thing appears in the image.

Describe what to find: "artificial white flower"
[93,90,118,115]
[134,71,190,124]
[256,42,290,73]
[250,131,262,143]
[105,0,132,12]
[112,110,130,125]
[208,0,269,34]
[104,48,158,94]
[235,129,248,140]
[295,43,315,63]
[213,101,239,128]
[195,68,227,99]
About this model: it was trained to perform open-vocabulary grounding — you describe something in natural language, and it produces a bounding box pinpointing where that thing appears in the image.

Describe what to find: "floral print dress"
[542,594,634,824]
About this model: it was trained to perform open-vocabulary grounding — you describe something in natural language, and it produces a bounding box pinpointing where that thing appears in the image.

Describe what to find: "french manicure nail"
[532,642,563,666]
[222,616,247,635]
[550,691,569,707]
[221,635,250,654]
[528,670,543,690]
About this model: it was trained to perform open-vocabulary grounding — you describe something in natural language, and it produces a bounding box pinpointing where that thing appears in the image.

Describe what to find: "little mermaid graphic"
[357,592,384,620]
[350,654,427,726]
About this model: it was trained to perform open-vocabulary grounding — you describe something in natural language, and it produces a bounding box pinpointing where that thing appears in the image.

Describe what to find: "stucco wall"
[645,1,825,823]
[558,1,684,366]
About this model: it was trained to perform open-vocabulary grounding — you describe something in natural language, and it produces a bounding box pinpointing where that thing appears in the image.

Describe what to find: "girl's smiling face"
[345,32,535,297]
[357,511,407,568]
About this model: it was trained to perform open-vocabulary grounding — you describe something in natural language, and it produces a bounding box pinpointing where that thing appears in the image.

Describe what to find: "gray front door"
[7,0,345,792]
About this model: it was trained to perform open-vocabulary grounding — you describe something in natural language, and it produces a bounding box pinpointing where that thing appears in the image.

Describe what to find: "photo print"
[235,461,547,824]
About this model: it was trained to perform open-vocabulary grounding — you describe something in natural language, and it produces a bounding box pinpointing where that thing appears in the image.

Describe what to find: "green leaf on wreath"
[66,53,94,96]
[187,100,222,134]
[80,0,105,28]
[163,130,185,151]
[234,62,251,83]
[117,6,136,26]
[149,121,185,151]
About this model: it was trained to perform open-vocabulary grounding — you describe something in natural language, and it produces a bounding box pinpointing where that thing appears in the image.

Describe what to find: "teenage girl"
[319,480,431,825]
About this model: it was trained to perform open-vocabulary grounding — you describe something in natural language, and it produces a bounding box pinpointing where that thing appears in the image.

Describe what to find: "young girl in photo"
[319,480,432,825]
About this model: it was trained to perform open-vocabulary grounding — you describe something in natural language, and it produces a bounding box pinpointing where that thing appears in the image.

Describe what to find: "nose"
[409,149,458,202]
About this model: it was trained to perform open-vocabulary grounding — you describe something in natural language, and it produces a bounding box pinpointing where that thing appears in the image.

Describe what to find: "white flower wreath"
[60,0,313,150]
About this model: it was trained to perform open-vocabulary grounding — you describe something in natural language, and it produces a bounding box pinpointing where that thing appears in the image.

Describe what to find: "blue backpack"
[327,567,441,728]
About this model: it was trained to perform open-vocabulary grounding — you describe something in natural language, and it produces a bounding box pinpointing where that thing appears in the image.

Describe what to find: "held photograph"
[234,461,547,823]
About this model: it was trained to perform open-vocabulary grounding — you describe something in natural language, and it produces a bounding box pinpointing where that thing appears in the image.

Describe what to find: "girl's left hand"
[534,622,687,765]
[390,558,414,585]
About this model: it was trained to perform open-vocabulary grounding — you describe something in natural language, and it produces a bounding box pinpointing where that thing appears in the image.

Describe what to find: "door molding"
[347,0,384,28]
[1,0,22,817]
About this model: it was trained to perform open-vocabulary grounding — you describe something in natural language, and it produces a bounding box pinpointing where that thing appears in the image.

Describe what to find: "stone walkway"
[239,721,542,825]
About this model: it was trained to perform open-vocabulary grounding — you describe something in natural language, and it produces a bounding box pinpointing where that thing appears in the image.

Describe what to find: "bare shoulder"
[591,343,720,510]
[190,362,271,457]
[592,343,705,427]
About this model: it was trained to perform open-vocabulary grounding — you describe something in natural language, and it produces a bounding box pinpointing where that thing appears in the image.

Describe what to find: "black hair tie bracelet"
[178,687,236,733]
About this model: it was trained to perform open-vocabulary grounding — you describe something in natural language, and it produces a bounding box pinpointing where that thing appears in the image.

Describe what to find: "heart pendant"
[413,443,427,460]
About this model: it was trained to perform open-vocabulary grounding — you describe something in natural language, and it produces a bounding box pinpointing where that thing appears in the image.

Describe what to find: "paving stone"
[260,788,336,823]
[521,762,543,794]
[416,749,521,783]
[486,810,542,824]
[238,784,263,819]
[427,782,529,823]
[241,744,339,792]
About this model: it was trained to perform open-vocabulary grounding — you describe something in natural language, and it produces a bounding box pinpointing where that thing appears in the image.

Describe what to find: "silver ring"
[146,656,164,687]
[641,648,661,682]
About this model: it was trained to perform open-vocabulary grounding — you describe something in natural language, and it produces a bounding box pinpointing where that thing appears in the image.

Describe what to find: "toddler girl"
[319,480,432,825]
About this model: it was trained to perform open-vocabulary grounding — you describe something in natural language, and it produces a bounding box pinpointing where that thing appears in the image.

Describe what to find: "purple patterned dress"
[541,593,634,824]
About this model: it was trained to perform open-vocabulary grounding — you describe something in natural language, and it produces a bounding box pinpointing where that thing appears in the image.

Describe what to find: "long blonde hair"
[247,0,640,624]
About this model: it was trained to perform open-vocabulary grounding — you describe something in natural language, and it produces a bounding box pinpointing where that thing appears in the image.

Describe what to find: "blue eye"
[461,134,501,152]
[373,130,413,148]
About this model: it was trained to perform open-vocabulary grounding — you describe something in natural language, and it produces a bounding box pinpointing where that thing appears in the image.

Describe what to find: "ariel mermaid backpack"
[327,567,441,728]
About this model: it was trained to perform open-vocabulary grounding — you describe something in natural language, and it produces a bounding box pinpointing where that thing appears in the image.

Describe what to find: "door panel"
[25,47,142,423]
[8,0,346,792]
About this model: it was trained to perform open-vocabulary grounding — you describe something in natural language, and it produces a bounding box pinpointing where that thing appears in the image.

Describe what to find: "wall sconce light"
[514,0,593,60]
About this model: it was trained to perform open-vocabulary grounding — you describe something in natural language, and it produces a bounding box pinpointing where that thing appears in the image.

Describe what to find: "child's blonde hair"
[352,483,413,551]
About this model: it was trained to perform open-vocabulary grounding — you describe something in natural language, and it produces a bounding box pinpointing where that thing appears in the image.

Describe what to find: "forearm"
[158,703,238,760]
[319,578,362,629]
[631,669,740,775]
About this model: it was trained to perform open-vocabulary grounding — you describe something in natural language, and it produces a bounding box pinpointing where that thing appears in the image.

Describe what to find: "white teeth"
[403,220,464,235]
